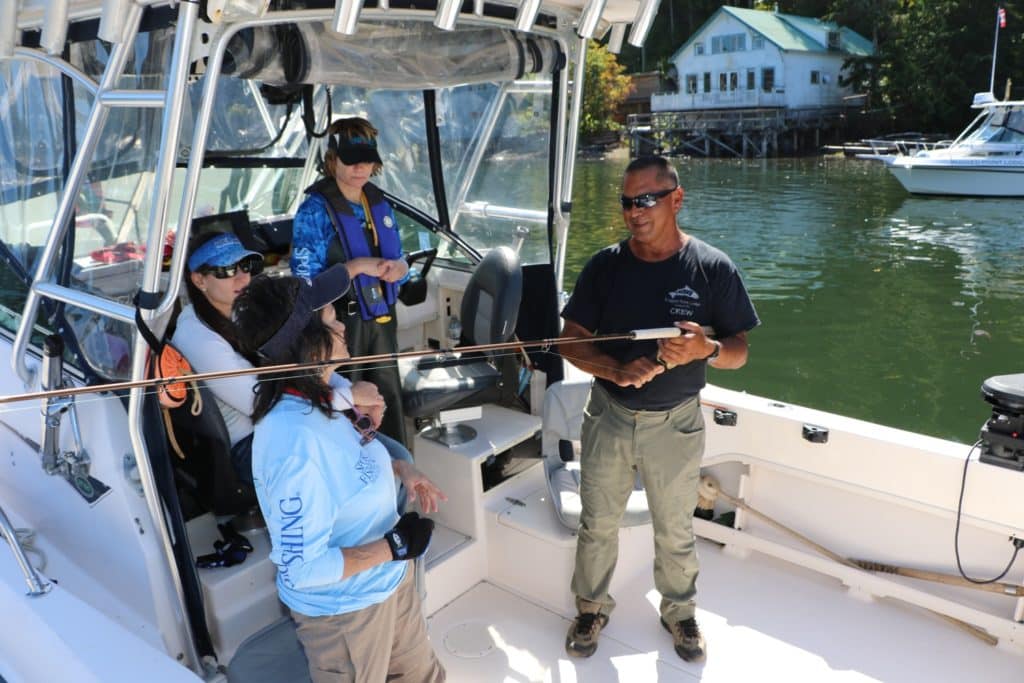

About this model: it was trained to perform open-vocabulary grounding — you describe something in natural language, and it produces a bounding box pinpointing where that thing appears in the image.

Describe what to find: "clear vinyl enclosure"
[0,19,558,379]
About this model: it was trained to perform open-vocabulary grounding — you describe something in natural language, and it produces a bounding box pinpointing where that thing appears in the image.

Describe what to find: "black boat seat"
[165,381,257,517]
[400,246,522,420]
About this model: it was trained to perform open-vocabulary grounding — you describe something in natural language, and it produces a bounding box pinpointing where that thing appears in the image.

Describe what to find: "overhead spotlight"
[98,0,133,43]
[628,0,660,48]
[607,22,626,54]
[332,0,365,35]
[576,0,606,40]
[434,0,460,31]
[515,0,542,33]
[0,0,18,59]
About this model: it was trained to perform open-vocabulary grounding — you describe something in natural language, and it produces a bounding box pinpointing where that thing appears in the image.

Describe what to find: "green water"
[566,157,1024,443]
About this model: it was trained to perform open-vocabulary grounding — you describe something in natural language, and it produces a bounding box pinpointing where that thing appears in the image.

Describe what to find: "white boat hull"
[886,158,1024,196]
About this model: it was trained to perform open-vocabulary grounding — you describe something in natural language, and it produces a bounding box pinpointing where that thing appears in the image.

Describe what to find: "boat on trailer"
[2,0,1024,681]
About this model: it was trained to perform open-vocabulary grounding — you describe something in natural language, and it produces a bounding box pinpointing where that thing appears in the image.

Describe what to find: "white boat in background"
[2,1,1024,682]
[885,92,1024,196]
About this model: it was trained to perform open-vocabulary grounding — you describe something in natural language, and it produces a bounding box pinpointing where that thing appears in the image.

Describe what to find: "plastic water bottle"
[447,315,462,349]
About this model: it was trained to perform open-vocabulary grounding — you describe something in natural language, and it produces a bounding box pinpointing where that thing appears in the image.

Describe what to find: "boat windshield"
[1,21,557,379]
[962,106,1024,145]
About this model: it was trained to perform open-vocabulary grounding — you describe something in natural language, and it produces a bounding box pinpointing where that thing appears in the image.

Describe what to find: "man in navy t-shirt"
[560,155,759,663]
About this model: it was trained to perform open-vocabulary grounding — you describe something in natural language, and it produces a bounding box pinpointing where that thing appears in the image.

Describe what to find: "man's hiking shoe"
[565,612,609,658]
[660,616,706,663]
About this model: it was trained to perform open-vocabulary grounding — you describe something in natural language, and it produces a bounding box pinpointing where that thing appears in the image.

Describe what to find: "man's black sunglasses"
[619,186,678,210]
[200,255,264,279]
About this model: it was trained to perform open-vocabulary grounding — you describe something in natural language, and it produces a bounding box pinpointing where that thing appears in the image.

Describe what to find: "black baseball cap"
[256,264,351,362]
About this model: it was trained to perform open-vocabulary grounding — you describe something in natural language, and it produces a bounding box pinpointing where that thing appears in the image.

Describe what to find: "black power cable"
[953,440,1022,583]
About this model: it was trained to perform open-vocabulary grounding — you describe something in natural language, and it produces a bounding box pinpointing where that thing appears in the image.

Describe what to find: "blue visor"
[188,233,261,272]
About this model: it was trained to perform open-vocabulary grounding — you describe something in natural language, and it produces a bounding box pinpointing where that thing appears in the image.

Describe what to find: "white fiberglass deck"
[427,538,1022,682]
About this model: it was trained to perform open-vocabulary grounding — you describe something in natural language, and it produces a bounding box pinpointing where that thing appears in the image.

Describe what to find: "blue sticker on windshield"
[418,232,431,251]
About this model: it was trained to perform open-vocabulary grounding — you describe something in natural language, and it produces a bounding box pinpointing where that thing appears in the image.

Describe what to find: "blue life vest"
[309,178,402,320]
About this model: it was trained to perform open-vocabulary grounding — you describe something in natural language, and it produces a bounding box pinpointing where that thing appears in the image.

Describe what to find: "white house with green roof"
[651,6,874,112]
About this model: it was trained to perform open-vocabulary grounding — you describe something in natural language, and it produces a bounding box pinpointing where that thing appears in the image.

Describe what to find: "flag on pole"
[999,7,1007,29]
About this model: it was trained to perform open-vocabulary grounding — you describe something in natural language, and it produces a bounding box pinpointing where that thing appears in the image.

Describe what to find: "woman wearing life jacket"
[232,271,446,683]
[173,231,417,498]
[291,117,410,445]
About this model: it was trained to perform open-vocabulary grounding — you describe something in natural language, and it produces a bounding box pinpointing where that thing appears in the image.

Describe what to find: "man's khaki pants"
[570,382,705,624]
[292,564,445,683]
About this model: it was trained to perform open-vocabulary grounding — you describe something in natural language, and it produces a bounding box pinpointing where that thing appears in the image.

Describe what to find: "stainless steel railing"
[0,503,50,597]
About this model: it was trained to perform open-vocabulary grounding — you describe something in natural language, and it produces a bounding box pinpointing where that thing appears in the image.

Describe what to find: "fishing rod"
[0,327,683,406]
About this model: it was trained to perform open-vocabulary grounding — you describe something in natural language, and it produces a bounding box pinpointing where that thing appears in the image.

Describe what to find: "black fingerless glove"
[384,511,435,561]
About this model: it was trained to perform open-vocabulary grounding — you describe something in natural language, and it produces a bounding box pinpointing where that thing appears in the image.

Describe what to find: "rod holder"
[98,0,133,44]
[576,0,607,40]
[0,0,17,59]
[41,0,70,54]
[434,0,461,31]
[607,23,626,54]
[515,0,542,33]
[332,0,365,35]
[40,335,65,475]
[628,0,660,48]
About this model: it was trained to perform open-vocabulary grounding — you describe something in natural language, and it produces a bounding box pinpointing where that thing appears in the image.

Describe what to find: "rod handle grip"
[630,327,683,340]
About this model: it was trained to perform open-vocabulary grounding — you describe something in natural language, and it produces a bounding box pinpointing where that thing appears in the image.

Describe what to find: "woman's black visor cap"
[257,264,351,361]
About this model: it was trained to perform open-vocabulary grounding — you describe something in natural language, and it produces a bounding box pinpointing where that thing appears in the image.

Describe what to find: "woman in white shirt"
[172,231,414,495]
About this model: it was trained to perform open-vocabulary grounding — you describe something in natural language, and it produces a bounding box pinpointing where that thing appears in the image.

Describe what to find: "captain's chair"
[400,246,522,445]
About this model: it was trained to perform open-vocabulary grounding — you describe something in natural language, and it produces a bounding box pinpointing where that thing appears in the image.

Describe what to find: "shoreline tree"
[580,40,634,141]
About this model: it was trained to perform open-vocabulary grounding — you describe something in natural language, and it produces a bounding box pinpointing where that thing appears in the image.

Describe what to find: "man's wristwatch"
[704,341,721,362]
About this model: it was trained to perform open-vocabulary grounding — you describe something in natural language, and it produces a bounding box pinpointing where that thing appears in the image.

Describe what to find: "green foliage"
[614,0,1024,134]
[580,41,633,138]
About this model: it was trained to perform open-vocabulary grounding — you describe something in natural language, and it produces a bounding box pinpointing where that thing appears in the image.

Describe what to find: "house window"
[719,73,727,91]
[694,42,705,56]
[827,31,841,50]
[729,72,738,91]
[762,67,775,93]
[810,70,820,85]
[711,33,746,54]
[703,72,711,93]
[685,74,698,94]
[752,34,764,50]
[746,69,755,90]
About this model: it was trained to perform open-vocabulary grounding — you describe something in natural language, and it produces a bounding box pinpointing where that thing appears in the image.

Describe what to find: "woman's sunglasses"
[350,411,378,446]
[200,255,264,279]
[619,186,678,210]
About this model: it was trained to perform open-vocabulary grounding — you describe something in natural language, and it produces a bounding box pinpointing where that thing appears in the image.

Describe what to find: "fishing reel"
[979,374,1024,470]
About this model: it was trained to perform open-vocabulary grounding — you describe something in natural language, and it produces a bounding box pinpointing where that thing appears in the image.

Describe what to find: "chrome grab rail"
[0,504,50,597]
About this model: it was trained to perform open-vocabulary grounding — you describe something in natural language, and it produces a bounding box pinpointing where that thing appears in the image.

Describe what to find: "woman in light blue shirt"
[232,267,445,682]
